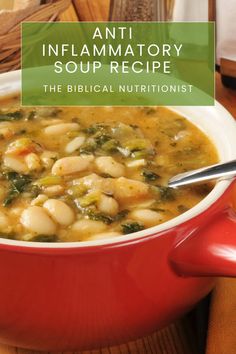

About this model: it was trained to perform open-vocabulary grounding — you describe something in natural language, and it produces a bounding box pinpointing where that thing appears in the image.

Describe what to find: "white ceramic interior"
[0,70,236,248]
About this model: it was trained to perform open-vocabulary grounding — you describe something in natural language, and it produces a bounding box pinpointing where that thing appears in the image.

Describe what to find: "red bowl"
[0,71,236,351]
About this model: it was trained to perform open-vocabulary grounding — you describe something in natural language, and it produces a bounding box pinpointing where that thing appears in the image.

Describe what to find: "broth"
[0,96,218,242]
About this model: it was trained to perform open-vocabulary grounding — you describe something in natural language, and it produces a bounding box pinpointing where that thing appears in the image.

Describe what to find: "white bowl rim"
[0,70,235,249]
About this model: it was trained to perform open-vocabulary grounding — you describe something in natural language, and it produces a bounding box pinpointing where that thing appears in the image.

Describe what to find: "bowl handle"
[169,207,236,277]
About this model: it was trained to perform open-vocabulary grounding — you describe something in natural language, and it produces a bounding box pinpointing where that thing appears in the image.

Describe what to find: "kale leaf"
[142,169,160,182]
[3,172,32,207]
[0,110,23,121]
[30,234,58,242]
[158,186,176,201]
[121,222,144,234]
[83,209,129,225]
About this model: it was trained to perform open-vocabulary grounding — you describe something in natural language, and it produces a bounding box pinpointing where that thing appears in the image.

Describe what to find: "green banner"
[21,22,215,106]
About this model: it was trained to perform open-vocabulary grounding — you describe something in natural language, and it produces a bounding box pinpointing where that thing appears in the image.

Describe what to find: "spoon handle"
[168,159,236,188]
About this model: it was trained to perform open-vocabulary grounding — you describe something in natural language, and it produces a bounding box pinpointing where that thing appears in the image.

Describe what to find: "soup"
[0,96,218,242]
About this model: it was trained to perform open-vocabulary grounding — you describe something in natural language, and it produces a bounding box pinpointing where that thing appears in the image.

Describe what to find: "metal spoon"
[168,160,236,188]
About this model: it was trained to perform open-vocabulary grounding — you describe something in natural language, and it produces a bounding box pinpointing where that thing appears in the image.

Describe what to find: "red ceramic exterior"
[0,183,235,351]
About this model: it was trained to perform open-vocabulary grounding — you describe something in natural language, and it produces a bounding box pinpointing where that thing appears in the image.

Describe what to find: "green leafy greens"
[0,110,23,122]
[3,172,32,207]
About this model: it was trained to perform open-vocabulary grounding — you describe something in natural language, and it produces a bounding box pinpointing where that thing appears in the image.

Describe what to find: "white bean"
[40,151,59,168]
[95,156,125,177]
[44,123,79,135]
[97,194,119,216]
[80,154,94,163]
[73,173,101,188]
[25,153,41,171]
[100,178,115,196]
[71,219,107,235]
[65,136,85,153]
[114,177,149,201]
[73,173,115,196]
[129,199,156,209]
[43,185,64,196]
[9,207,24,217]
[31,194,48,206]
[21,206,56,235]
[3,156,28,174]
[88,231,121,241]
[43,199,74,226]
[52,156,91,176]
[129,209,162,227]
[174,130,190,141]
[125,159,146,168]
[37,107,58,117]
[0,127,14,139]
